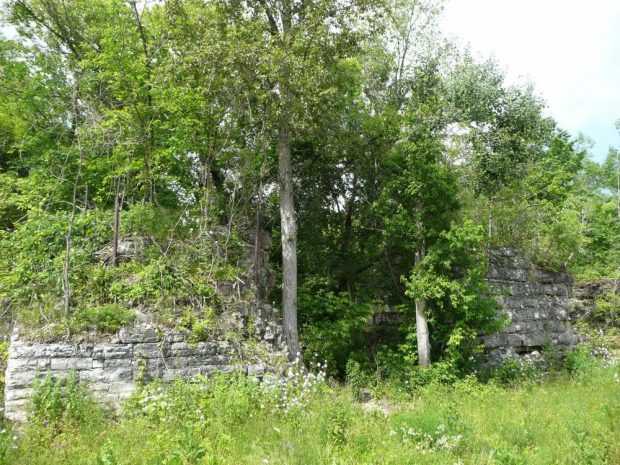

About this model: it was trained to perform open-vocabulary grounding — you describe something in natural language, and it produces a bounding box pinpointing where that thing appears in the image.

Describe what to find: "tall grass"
[1,365,618,465]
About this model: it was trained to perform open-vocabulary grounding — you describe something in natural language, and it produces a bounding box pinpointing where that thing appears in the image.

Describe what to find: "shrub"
[180,307,215,343]
[405,360,459,389]
[30,372,101,427]
[574,322,618,367]
[593,291,620,328]
[75,304,135,333]
[345,359,368,395]
[120,204,178,240]
[564,347,598,376]
[487,357,541,385]
[326,402,350,447]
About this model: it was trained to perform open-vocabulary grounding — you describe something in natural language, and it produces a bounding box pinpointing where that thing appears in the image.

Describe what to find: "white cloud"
[441,0,620,160]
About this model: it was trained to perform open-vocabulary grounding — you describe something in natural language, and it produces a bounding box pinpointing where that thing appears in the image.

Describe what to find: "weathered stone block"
[50,357,92,371]
[482,248,578,364]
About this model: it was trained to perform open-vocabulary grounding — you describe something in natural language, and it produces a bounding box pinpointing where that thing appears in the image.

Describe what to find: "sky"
[441,0,620,162]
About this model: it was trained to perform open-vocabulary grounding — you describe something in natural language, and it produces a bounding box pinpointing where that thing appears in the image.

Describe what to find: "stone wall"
[482,248,579,364]
[4,304,284,421]
[3,230,285,422]
[3,244,584,420]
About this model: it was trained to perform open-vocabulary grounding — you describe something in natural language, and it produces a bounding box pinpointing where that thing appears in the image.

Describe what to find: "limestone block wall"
[482,248,579,363]
[3,229,285,422]
[4,312,284,422]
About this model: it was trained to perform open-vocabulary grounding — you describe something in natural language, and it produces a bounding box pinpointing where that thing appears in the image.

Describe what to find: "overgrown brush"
[0,363,618,465]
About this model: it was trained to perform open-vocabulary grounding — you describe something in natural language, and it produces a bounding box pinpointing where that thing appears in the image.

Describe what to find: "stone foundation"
[3,229,285,422]
[482,248,579,364]
[4,308,284,422]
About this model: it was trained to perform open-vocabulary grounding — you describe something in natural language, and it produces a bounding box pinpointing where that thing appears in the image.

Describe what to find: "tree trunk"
[414,248,431,367]
[111,179,122,267]
[63,162,82,316]
[254,182,262,303]
[278,114,300,362]
[64,87,84,317]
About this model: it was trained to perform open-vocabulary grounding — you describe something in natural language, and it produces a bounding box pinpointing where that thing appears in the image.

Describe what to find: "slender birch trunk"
[111,178,122,267]
[414,248,431,367]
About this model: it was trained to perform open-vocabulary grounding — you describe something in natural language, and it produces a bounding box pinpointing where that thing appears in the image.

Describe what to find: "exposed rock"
[96,236,155,265]
[4,319,285,421]
[3,230,285,422]
[573,279,619,321]
[358,388,373,402]
[482,248,579,364]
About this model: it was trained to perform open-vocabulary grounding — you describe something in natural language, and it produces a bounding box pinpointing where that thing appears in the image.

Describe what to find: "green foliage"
[0,0,618,389]
[573,320,619,367]
[74,304,135,333]
[30,372,101,427]
[180,307,215,343]
[0,210,109,306]
[485,358,542,385]
[593,291,620,328]
[326,401,350,447]
[299,281,374,378]
[345,359,367,392]
[6,367,619,465]
[405,221,502,368]
[120,204,180,241]
[0,340,8,387]
[403,360,460,389]
[564,347,598,377]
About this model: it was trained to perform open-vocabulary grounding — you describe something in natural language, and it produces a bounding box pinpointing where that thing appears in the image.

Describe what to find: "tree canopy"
[0,0,617,376]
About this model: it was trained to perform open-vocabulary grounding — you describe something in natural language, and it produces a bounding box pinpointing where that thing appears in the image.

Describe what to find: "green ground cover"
[1,363,618,465]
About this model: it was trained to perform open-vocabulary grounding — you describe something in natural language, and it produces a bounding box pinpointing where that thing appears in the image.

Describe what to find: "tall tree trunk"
[64,87,84,318]
[278,114,300,361]
[414,248,431,367]
[111,178,122,267]
[63,173,80,317]
[254,175,263,303]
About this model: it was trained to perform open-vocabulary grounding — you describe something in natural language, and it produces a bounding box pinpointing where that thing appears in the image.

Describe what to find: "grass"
[0,365,618,465]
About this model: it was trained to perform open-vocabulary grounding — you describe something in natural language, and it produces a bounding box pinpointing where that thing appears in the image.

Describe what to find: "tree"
[374,62,459,366]
[221,0,383,361]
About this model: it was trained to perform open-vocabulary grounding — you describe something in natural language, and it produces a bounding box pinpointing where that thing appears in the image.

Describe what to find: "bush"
[30,372,101,427]
[180,307,215,343]
[593,291,620,328]
[564,347,598,376]
[487,357,542,385]
[75,304,135,333]
[405,360,459,389]
[120,204,179,240]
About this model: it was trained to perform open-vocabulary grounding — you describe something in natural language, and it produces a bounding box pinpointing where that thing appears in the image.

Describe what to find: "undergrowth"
[0,362,618,465]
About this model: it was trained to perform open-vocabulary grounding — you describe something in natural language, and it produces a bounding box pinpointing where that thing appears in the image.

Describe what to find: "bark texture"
[414,249,431,367]
[278,115,300,361]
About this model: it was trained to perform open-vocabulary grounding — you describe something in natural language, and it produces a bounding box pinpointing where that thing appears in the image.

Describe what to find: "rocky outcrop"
[3,231,285,422]
[573,279,619,321]
[482,248,579,364]
[4,315,283,421]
